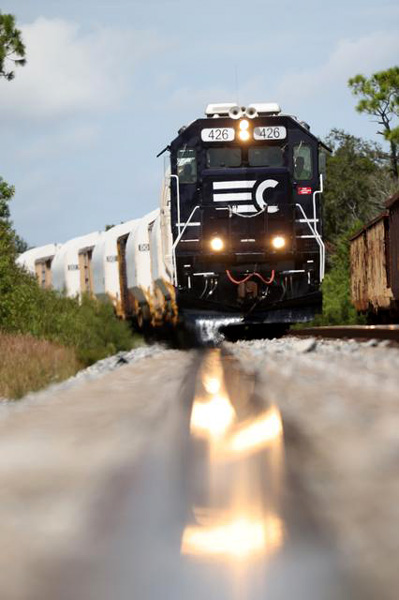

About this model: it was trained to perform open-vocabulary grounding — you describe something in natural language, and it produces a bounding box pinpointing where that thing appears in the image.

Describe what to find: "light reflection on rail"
[182,349,285,563]
[181,513,283,560]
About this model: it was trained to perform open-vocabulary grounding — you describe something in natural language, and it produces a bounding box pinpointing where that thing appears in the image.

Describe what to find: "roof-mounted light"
[205,102,281,119]
[205,103,238,118]
[245,106,258,119]
[247,102,281,115]
[228,105,244,120]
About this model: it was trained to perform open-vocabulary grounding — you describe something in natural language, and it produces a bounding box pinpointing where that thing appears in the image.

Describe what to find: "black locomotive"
[163,102,328,330]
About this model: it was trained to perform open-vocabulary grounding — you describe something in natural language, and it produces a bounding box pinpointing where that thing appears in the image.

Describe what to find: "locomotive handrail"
[313,174,325,280]
[295,203,325,281]
[313,174,323,231]
[171,205,200,286]
[167,174,182,237]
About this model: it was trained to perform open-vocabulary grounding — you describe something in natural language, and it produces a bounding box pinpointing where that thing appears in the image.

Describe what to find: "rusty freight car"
[350,192,399,319]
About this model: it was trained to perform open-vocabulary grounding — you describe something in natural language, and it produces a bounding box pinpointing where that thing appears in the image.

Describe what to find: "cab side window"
[319,150,327,179]
[293,144,312,180]
[177,149,197,184]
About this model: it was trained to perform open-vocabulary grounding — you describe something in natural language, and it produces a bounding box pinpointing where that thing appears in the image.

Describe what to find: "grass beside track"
[0,333,81,400]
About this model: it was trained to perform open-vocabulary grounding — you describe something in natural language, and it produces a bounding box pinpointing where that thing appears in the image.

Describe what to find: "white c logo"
[255,179,279,210]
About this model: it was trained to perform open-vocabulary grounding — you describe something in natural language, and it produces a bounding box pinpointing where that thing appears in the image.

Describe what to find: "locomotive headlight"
[210,237,224,252]
[271,235,286,250]
[238,119,250,141]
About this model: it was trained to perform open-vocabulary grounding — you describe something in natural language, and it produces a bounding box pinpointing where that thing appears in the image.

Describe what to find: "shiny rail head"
[183,349,286,564]
[181,511,284,562]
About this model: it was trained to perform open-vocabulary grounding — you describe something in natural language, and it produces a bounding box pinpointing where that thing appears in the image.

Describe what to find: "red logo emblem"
[298,187,312,195]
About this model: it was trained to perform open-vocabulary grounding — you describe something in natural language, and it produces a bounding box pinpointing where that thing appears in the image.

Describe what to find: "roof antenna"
[235,64,240,106]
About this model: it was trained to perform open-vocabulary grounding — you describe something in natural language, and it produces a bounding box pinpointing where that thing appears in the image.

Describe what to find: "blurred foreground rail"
[0,338,398,599]
[290,324,399,342]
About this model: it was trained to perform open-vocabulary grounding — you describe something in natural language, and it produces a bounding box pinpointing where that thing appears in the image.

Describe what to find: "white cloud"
[0,17,167,122]
[164,31,399,121]
[274,31,399,107]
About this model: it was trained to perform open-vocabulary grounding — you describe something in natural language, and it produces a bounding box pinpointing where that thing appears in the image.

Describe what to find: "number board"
[201,128,235,142]
[254,126,287,140]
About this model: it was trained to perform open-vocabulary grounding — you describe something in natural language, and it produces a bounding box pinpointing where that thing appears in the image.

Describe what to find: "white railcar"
[51,231,102,298]
[149,213,175,324]
[91,219,139,315]
[16,243,62,289]
[125,209,159,326]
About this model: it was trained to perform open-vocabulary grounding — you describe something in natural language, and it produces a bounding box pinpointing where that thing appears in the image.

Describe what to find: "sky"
[1,0,398,247]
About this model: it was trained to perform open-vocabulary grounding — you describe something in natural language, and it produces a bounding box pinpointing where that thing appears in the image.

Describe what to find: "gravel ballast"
[227,336,399,600]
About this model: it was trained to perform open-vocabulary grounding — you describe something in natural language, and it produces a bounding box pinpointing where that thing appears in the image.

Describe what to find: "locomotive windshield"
[206,145,286,169]
[248,146,284,167]
[206,147,242,168]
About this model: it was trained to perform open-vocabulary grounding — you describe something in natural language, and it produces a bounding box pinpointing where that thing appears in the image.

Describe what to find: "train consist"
[351,192,399,320]
[18,102,328,333]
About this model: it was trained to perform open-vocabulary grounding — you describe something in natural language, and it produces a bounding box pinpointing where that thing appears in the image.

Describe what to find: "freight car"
[16,243,61,289]
[350,192,399,320]
[17,102,328,335]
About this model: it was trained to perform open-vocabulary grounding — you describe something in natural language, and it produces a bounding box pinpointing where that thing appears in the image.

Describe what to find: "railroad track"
[1,339,398,598]
[289,324,399,342]
[0,346,362,600]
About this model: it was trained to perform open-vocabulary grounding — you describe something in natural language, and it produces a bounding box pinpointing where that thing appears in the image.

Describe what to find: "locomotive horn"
[228,105,244,119]
[245,106,258,119]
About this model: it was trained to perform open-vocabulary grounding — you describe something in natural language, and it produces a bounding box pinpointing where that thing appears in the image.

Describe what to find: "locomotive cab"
[162,103,327,326]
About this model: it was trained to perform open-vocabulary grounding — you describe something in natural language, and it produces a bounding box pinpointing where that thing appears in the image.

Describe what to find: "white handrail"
[171,205,200,286]
[313,174,323,227]
[295,203,325,281]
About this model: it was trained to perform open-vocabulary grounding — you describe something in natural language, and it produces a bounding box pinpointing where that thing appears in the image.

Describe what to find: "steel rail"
[289,324,399,342]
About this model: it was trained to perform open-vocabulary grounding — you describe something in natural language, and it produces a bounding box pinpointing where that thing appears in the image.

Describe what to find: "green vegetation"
[348,66,399,179]
[0,272,138,366]
[0,224,137,361]
[0,195,137,368]
[322,129,391,242]
[0,247,138,397]
[317,67,399,325]
[318,123,398,325]
[315,227,366,326]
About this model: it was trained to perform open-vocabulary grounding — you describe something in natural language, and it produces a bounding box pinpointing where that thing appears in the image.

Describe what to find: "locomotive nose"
[199,168,293,256]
